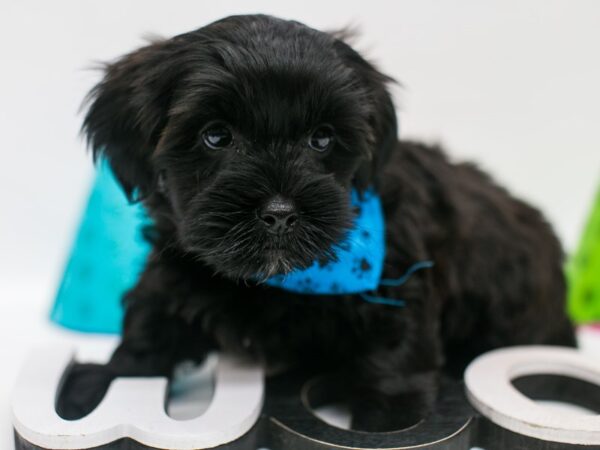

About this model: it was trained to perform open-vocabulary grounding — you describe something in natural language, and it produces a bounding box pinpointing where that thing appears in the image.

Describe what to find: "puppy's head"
[84,15,397,280]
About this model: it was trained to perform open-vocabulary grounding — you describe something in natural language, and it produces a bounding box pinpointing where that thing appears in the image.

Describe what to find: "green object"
[568,185,600,323]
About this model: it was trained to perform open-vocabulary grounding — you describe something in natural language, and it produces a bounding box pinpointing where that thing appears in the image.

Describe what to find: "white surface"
[465,346,600,445]
[11,343,600,449]
[1,1,600,449]
[12,347,264,450]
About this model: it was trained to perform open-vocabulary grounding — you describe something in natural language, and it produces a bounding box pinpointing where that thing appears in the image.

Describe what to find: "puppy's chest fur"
[159,265,415,373]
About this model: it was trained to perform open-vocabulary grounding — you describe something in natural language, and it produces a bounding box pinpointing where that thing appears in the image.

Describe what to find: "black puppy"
[58,14,576,431]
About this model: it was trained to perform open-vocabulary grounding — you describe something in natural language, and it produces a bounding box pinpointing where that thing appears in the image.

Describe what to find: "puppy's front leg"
[349,327,442,432]
[57,256,213,419]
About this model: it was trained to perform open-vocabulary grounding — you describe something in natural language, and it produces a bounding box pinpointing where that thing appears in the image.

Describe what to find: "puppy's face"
[84,15,397,280]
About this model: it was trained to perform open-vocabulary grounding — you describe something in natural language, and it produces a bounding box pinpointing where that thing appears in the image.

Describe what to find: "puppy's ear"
[331,32,398,190]
[83,38,185,202]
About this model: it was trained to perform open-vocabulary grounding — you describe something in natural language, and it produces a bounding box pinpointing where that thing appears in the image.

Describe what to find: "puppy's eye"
[308,126,334,153]
[201,125,233,150]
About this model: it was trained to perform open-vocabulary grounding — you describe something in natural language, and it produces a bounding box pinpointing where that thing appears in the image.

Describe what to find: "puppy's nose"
[258,195,298,235]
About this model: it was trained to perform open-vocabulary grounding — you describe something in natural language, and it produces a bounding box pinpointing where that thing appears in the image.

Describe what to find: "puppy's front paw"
[350,391,429,432]
[56,363,115,420]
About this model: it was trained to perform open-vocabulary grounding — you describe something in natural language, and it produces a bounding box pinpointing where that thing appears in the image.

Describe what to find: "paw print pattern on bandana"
[351,257,372,280]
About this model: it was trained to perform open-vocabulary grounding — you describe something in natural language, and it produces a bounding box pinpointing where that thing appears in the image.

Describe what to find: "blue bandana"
[265,188,385,295]
[264,188,434,306]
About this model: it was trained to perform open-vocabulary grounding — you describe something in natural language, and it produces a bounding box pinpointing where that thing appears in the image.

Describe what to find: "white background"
[0,1,599,448]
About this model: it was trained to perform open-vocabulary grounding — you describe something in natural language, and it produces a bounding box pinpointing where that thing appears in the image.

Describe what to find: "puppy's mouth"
[262,240,292,251]
[191,218,351,281]
[240,224,327,280]
[263,245,287,252]
[256,222,317,277]
[184,209,350,281]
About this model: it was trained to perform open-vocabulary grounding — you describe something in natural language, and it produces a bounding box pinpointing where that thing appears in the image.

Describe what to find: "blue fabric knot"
[359,260,435,307]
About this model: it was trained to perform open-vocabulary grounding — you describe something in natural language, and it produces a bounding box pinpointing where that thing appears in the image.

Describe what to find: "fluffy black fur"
[57,15,576,431]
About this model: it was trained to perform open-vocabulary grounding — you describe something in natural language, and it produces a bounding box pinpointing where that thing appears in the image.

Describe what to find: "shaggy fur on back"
[57,14,576,431]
